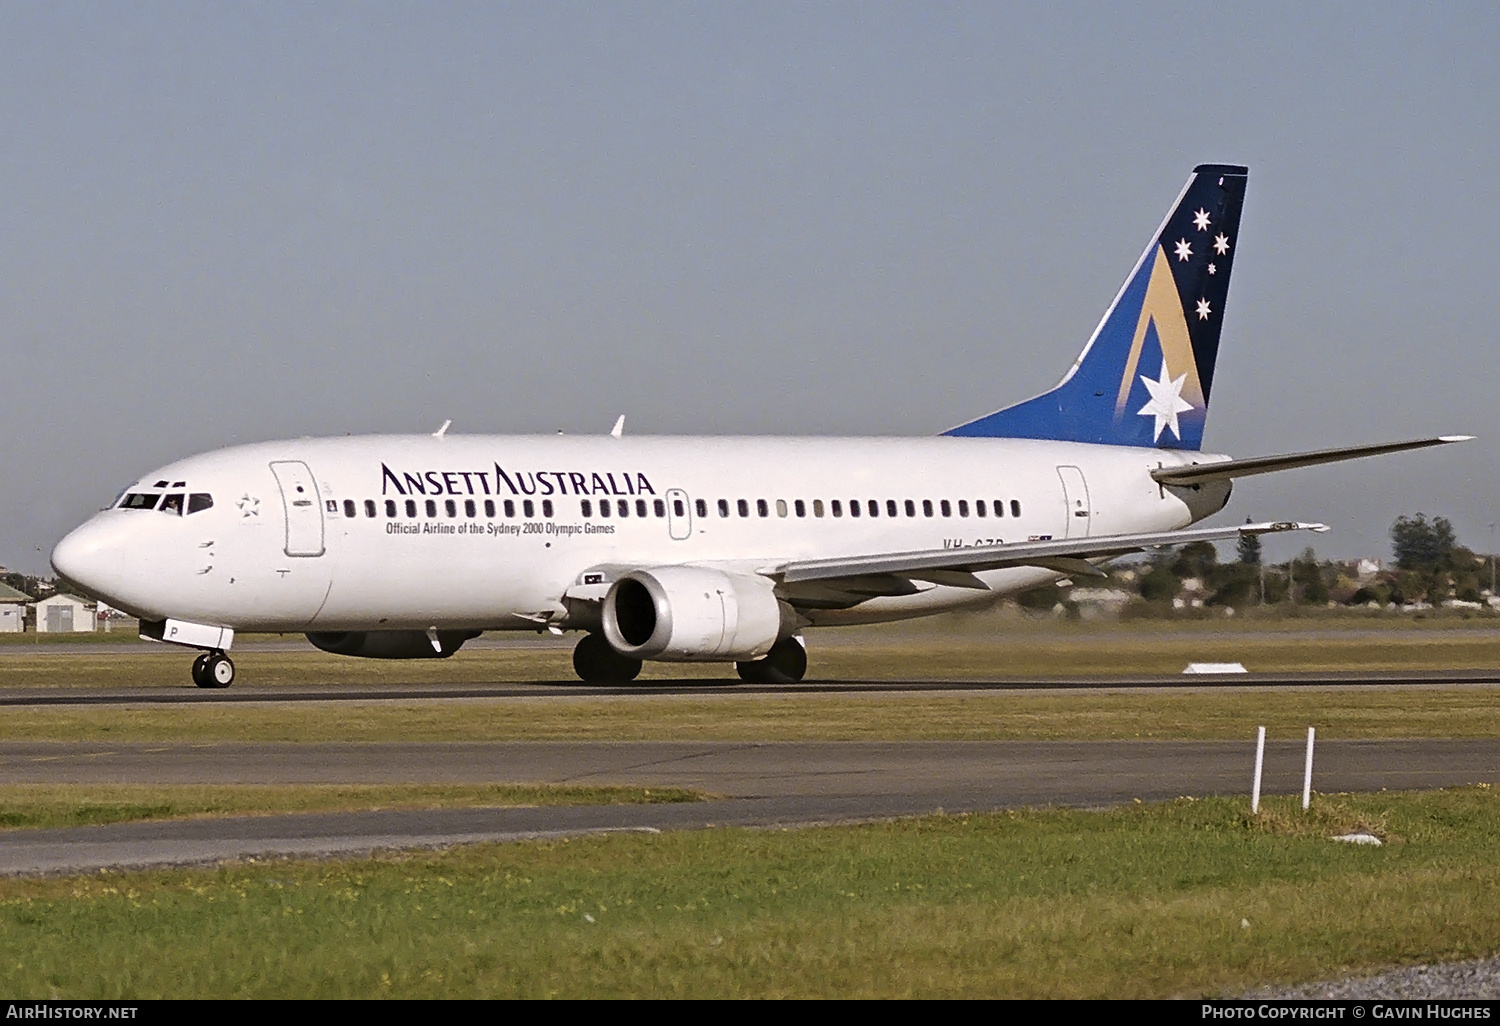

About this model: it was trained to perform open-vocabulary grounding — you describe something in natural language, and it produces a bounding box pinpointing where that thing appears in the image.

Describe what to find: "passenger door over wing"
[269,460,325,557]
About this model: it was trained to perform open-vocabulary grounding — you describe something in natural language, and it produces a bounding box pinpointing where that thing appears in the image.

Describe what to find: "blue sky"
[3,3,1497,571]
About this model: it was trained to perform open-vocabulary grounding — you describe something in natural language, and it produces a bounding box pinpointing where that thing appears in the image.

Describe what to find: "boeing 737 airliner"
[51,164,1469,687]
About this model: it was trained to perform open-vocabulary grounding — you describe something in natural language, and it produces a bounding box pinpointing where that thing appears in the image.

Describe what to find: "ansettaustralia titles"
[381,463,655,499]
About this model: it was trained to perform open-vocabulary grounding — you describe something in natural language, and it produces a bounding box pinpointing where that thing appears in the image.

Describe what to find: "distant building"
[35,594,94,633]
[0,582,26,633]
[1356,558,1382,580]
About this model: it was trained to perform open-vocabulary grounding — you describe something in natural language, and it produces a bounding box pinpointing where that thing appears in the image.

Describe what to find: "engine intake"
[602,567,788,661]
[305,629,480,659]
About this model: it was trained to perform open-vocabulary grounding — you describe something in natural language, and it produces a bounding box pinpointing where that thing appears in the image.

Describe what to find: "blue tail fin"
[945,164,1248,449]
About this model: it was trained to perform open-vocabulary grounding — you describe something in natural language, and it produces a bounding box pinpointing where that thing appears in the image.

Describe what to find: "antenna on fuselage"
[610,415,625,439]
[433,420,451,439]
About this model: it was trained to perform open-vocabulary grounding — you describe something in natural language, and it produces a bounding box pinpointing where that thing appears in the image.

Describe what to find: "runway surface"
[2,738,1496,876]
[3,668,1500,706]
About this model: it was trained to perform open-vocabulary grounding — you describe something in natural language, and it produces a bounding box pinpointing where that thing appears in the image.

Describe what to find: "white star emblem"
[1214,233,1230,255]
[1196,298,1212,320]
[1207,262,1217,275]
[1173,239,1193,261]
[1192,208,1211,231]
[1137,359,1195,442]
[237,494,260,517]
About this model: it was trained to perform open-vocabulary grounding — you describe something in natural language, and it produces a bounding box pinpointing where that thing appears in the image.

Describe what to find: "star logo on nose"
[237,494,260,517]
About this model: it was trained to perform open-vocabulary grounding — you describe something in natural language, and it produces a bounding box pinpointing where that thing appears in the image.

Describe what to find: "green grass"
[1,685,1497,743]
[0,784,703,831]
[1,787,1497,998]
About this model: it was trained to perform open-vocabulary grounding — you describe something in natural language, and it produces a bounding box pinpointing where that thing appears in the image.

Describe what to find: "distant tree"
[1392,514,1457,572]
[1139,565,1179,602]
[1236,530,1262,567]
[1294,547,1330,604]
[1170,540,1218,581]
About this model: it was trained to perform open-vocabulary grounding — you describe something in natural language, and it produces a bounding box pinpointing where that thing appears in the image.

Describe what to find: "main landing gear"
[191,650,235,689]
[572,633,643,684]
[736,636,807,684]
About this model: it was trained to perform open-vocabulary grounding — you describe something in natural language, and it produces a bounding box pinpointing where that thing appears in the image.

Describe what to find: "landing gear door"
[666,488,693,541]
[269,461,326,557]
[1057,465,1092,539]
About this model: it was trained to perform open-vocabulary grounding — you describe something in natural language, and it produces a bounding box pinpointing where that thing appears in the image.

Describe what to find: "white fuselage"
[52,434,1231,637]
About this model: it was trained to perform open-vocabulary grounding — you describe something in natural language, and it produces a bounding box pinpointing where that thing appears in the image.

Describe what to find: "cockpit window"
[188,493,214,514]
[120,493,160,510]
[159,493,185,516]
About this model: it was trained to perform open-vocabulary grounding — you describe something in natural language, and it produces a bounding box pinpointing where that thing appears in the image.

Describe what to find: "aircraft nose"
[50,516,133,602]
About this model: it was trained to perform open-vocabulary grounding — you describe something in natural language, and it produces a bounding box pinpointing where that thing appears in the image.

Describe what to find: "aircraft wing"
[1150,436,1473,487]
[769,520,1326,599]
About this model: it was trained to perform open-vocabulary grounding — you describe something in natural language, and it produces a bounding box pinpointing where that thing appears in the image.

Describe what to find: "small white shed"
[35,594,95,633]
[0,583,26,633]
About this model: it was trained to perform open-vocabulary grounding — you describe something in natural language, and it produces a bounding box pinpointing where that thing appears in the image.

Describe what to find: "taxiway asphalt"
[1,738,1497,876]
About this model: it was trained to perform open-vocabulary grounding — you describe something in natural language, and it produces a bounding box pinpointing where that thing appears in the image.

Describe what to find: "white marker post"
[1252,725,1266,814]
[1302,727,1316,811]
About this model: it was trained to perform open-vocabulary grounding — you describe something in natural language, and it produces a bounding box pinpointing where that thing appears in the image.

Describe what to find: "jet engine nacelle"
[305,629,480,659]
[601,566,789,661]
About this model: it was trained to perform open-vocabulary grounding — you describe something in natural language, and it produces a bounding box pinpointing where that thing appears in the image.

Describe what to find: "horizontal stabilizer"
[771,520,1325,587]
[1151,435,1474,486]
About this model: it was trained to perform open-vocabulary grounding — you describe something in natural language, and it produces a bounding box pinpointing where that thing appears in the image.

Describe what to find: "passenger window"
[464,499,476,518]
[1011,500,1022,517]
[813,499,825,518]
[365,499,377,518]
[776,499,788,518]
[886,500,897,518]
[406,499,418,518]
[976,500,987,518]
[940,500,952,517]
[443,499,455,518]
[757,499,768,518]
[831,500,843,518]
[599,499,611,518]
[386,500,397,518]
[160,494,185,515]
[425,500,438,518]
[737,499,749,518]
[718,499,730,518]
[695,499,707,518]
[543,499,554,518]
[524,500,536,518]
[958,500,969,518]
[187,493,214,514]
[849,500,860,518]
[922,499,933,517]
[994,498,1004,517]
[635,499,647,518]
[868,500,879,518]
[672,499,685,517]
[504,499,516,518]
[484,499,495,518]
[617,499,629,518]
[905,499,915,517]
[344,500,357,518]
[581,499,593,517]
[795,499,806,518]
[654,499,666,517]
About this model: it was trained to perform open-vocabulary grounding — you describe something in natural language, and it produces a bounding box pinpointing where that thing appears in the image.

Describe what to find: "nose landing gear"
[191,650,235,689]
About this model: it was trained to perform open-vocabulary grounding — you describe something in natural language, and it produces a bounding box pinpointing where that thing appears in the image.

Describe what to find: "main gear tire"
[735,636,807,684]
[572,633,643,684]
